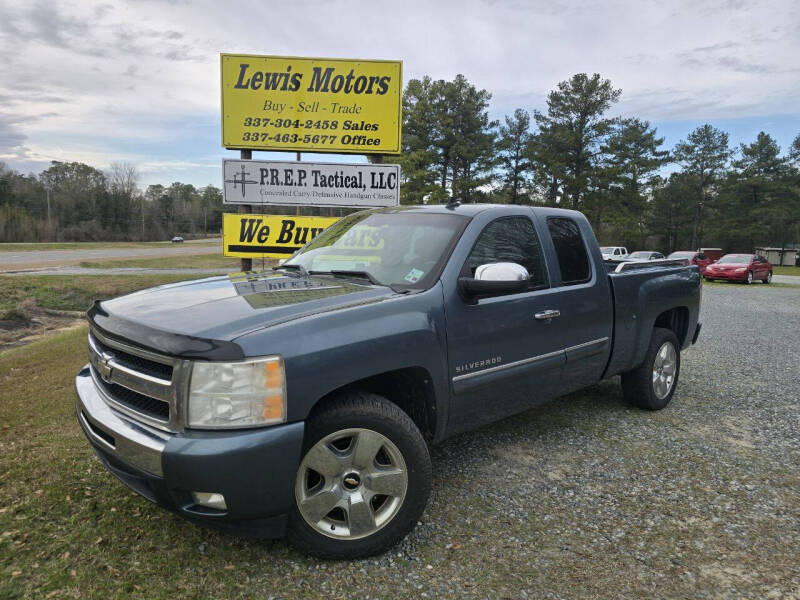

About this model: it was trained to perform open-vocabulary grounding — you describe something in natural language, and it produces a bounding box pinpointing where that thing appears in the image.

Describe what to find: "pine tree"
[496,109,532,204]
[532,73,621,209]
[672,125,731,249]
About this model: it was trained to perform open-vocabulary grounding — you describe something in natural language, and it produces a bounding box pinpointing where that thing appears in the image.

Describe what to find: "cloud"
[0,115,28,154]
[0,0,797,187]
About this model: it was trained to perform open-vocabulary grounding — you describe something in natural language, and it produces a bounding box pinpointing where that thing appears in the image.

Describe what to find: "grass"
[78,255,247,270]
[702,280,792,288]
[0,328,400,599]
[0,240,219,252]
[0,275,202,316]
[773,265,800,276]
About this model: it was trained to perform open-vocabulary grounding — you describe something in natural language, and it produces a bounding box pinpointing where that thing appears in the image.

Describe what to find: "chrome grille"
[88,328,180,431]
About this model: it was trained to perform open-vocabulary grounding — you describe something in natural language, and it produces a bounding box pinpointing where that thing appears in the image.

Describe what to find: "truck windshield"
[718,255,751,264]
[284,211,468,289]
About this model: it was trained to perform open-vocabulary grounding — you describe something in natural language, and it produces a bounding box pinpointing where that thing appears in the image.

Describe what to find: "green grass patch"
[702,280,792,289]
[0,274,202,315]
[0,328,354,598]
[79,254,248,270]
[773,265,800,276]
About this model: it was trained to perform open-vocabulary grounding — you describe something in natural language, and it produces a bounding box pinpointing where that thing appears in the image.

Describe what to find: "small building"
[754,247,798,266]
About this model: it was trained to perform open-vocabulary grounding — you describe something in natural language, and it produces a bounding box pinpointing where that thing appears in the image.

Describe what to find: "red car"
[667,251,712,274]
[703,254,773,284]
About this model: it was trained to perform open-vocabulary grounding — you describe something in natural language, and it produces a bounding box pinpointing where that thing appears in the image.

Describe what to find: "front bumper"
[75,365,305,538]
[704,270,747,281]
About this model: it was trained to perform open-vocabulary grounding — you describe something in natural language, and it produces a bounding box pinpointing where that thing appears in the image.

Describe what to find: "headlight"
[735,268,747,273]
[187,357,286,428]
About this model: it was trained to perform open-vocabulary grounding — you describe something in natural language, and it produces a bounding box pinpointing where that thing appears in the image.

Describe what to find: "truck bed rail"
[610,258,689,273]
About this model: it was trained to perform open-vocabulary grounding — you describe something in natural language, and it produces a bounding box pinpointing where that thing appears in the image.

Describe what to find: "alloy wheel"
[652,341,677,400]
[295,428,408,540]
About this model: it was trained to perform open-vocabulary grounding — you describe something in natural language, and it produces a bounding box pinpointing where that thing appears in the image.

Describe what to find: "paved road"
[0,239,221,271]
[3,266,233,276]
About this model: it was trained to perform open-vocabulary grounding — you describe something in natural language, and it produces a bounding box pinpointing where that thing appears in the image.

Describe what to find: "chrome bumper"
[75,365,170,477]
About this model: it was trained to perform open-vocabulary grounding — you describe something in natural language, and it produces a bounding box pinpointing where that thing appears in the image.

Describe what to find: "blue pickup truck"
[75,203,701,558]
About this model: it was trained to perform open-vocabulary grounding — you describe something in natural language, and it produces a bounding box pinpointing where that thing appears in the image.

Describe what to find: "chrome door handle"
[535,309,561,320]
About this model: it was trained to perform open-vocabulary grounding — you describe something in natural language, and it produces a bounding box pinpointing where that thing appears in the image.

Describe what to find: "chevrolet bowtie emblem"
[97,353,113,383]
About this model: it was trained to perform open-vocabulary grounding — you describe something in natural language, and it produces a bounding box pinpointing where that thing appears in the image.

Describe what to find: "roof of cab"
[371,203,582,219]
[372,203,497,217]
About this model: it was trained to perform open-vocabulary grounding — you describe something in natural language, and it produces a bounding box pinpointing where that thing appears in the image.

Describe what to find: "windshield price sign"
[223,213,339,258]
[222,159,399,208]
[221,54,402,154]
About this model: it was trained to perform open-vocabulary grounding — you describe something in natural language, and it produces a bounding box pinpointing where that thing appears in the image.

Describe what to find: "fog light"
[191,491,227,510]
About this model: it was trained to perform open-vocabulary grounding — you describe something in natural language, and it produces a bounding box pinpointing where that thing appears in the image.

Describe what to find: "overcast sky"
[1,0,798,188]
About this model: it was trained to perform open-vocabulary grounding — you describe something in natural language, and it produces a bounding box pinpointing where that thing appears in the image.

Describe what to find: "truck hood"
[90,271,398,358]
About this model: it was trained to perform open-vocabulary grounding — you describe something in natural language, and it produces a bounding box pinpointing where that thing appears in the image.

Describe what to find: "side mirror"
[458,262,530,298]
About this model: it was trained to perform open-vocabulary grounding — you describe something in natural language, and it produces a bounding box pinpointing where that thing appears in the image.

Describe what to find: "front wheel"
[622,327,681,410]
[745,271,753,284]
[287,392,431,559]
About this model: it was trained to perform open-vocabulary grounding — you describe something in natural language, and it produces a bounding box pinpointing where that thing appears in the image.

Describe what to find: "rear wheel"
[764,271,772,284]
[287,392,431,559]
[622,327,681,410]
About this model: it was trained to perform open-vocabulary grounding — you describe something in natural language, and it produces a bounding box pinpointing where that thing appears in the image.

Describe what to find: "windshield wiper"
[312,269,410,294]
[328,269,382,285]
[272,263,308,277]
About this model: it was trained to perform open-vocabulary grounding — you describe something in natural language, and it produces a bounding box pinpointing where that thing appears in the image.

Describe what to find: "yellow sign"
[223,213,339,258]
[221,54,402,154]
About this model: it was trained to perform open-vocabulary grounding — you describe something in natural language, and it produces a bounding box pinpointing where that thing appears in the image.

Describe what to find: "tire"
[745,271,753,284]
[621,327,681,411]
[287,392,431,559]
[763,271,772,284]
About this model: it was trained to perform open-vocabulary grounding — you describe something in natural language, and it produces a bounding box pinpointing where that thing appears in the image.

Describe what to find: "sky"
[0,0,798,188]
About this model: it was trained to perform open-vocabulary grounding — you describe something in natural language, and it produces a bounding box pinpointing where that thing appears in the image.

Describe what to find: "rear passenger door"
[537,214,614,393]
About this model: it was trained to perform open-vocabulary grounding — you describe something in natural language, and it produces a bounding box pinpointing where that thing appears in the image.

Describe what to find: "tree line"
[397,73,800,252]
[2,71,799,251]
[0,161,224,242]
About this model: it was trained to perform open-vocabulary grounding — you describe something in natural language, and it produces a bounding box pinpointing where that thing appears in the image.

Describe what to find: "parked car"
[668,251,712,274]
[704,254,772,284]
[171,236,184,243]
[600,246,628,260]
[627,251,665,261]
[699,248,724,262]
[75,204,701,558]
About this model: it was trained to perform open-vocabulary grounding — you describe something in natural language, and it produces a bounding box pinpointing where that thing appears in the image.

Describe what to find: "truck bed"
[603,260,702,378]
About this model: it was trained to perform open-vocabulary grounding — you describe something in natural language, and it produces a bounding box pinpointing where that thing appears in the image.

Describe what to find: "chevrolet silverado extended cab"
[75,204,702,558]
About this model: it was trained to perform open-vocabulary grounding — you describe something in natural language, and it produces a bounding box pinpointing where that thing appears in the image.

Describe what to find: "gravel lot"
[2,283,798,598]
[277,282,800,599]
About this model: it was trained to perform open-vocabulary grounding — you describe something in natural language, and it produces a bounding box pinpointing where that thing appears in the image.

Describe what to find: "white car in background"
[600,246,628,260]
[627,251,665,261]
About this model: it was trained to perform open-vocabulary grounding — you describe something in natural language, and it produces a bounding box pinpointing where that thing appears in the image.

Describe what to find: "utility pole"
[45,186,52,240]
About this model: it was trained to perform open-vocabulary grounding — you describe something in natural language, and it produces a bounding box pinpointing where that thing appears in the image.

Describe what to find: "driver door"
[443,215,566,433]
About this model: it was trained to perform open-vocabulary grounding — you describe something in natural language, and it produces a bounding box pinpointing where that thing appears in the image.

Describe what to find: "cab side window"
[546,217,591,285]
[466,217,548,289]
